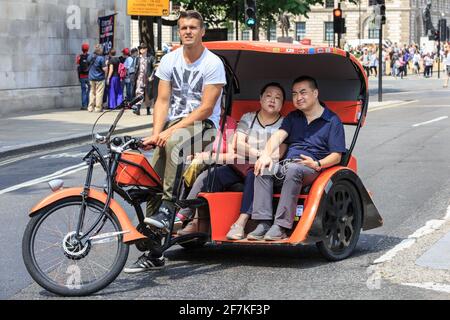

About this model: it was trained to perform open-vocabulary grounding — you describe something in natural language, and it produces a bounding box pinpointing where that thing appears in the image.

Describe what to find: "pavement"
[0,108,153,159]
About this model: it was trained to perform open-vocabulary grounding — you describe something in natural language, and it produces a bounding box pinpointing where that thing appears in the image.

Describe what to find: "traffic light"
[333,8,345,34]
[434,30,440,41]
[439,19,447,41]
[373,2,386,28]
[244,0,257,27]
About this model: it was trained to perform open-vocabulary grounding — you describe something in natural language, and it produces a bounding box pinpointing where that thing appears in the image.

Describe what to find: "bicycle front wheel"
[22,197,129,296]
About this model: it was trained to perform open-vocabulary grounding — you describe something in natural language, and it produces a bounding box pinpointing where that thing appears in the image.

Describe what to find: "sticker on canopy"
[316,48,325,54]
[325,48,332,53]
[286,48,295,53]
[273,48,281,53]
[298,49,308,54]
[308,48,315,54]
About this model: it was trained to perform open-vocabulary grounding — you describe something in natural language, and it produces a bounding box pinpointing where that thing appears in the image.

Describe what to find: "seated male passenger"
[248,75,346,241]
[176,82,287,238]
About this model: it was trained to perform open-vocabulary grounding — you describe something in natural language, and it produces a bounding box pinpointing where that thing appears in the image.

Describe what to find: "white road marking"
[412,116,448,127]
[373,209,450,265]
[373,239,416,264]
[0,163,87,195]
[39,152,86,160]
[368,204,450,293]
[368,100,417,112]
[401,282,450,294]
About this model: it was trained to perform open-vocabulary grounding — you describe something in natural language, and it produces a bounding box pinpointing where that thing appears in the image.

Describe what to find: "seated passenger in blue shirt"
[247,75,346,241]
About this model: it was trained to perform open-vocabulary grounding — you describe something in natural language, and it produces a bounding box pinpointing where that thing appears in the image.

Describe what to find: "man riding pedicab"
[124,10,227,273]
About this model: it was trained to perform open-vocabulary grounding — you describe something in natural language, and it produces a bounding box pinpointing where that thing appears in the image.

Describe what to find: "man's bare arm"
[152,79,172,136]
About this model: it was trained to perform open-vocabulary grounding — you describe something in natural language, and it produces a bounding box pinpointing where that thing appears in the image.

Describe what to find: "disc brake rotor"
[62,231,91,260]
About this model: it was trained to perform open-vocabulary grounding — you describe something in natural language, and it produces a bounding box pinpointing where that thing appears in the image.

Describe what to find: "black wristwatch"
[316,160,322,171]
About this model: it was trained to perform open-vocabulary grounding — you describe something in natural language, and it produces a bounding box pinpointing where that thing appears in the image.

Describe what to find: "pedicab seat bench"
[223,99,360,198]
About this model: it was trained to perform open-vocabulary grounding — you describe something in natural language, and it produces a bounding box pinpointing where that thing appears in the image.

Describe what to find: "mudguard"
[302,168,383,244]
[29,187,146,243]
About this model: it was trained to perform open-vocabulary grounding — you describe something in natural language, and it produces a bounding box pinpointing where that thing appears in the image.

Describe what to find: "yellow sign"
[127,0,170,17]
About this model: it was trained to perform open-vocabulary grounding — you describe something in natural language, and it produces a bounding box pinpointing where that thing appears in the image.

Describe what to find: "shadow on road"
[32,232,404,298]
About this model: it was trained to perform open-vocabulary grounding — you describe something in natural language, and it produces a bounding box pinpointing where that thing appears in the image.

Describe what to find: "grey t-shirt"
[237,111,284,151]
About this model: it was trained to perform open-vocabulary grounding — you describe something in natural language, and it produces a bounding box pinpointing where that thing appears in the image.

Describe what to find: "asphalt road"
[2,77,450,300]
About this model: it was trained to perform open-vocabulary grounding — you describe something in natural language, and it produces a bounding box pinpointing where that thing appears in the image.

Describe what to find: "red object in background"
[300,38,311,45]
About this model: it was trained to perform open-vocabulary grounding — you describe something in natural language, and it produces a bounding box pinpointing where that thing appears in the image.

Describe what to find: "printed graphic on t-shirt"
[170,68,204,118]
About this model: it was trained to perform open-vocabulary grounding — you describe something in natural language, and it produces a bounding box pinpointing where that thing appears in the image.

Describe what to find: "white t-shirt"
[155,47,226,129]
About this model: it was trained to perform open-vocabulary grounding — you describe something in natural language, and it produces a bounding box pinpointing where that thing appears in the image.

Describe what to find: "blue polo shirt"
[280,106,346,161]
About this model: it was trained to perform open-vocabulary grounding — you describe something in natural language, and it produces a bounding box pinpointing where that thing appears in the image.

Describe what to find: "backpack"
[78,54,91,75]
[118,62,127,80]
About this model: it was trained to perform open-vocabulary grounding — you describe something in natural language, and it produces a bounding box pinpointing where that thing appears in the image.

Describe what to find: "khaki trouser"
[88,80,105,111]
[145,118,215,217]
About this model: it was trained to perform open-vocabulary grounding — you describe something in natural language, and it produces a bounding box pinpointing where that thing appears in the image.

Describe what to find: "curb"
[0,124,151,159]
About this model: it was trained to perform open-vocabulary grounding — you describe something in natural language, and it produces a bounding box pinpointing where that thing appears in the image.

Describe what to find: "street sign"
[127,0,170,17]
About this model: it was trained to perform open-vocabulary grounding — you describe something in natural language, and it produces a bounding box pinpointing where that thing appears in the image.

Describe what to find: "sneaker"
[226,223,245,240]
[132,106,141,115]
[144,202,175,231]
[264,224,287,241]
[246,221,271,241]
[173,216,183,232]
[123,254,165,274]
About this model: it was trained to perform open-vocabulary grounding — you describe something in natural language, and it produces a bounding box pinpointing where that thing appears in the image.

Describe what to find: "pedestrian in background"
[124,48,138,101]
[132,43,156,116]
[106,49,124,109]
[369,49,378,77]
[424,53,433,78]
[412,51,421,74]
[360,49,370,77]
[76,43,91,110]
[443,50,450,87]
[87,44,108,112]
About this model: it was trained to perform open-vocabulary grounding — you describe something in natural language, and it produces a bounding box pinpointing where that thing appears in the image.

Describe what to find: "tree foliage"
[178,0,327,28]
[177,0,358,40]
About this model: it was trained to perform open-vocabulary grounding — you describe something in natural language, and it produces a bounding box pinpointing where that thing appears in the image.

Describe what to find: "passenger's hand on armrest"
[254,154,273,176]
[298,155,320,171]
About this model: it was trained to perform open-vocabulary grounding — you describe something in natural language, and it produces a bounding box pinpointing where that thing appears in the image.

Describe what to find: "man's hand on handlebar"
[142,127,176,149]
[141,135,159,150]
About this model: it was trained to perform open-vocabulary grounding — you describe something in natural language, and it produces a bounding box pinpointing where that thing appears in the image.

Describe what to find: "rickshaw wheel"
[316,180,362,261]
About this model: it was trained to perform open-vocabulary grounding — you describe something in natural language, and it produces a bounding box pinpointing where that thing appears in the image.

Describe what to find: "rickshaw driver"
[124,10,226,273]
[248,75,346,241]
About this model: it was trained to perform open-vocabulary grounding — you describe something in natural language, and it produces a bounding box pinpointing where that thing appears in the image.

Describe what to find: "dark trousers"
[178,166,255,219]
[252,162,319,229]
[80,78,90,108]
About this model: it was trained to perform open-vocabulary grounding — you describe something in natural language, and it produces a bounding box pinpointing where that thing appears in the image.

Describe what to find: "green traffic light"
[246,18,256,26]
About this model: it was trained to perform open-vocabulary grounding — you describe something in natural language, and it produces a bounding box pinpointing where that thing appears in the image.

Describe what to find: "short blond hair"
[94,44,103,55]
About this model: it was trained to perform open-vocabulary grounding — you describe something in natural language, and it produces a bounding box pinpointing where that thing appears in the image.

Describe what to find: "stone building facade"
[0,0,130,115]
[277,0,450,47]
[130,0,450,50]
